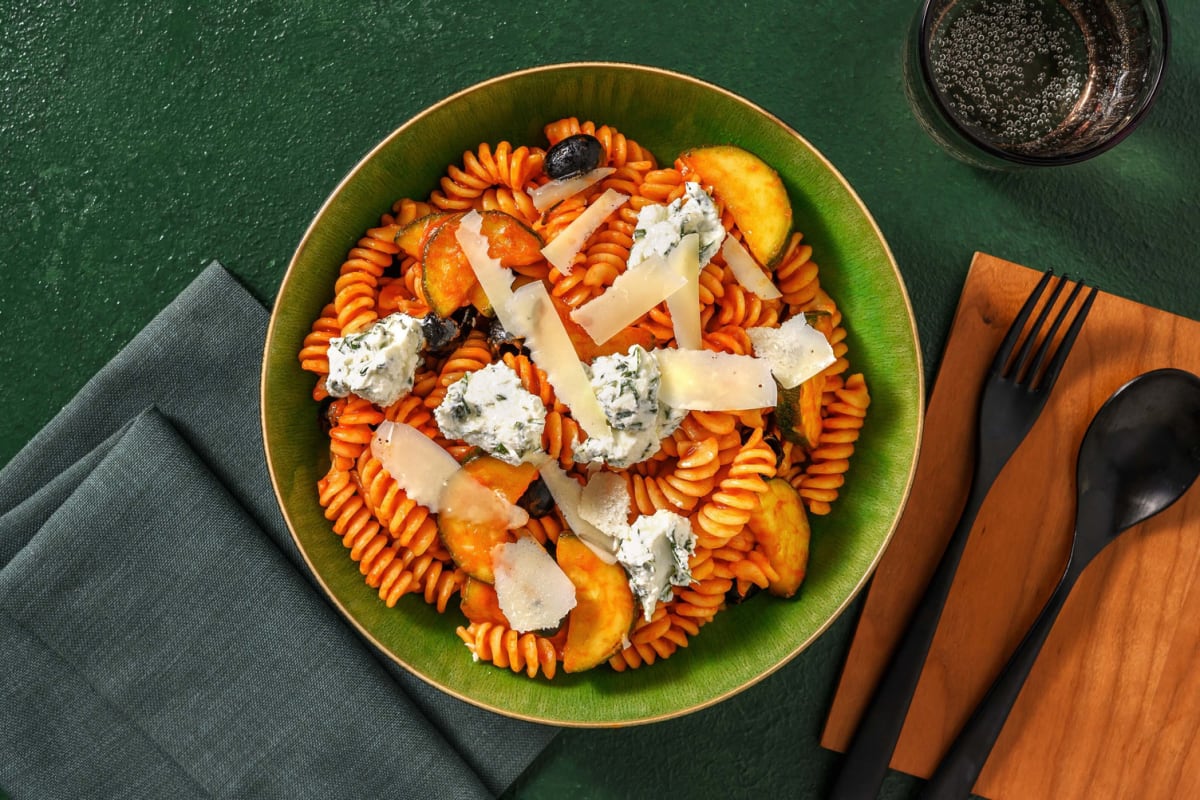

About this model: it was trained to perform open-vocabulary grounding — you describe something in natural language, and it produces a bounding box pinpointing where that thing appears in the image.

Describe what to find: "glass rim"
[916,0,1171,166]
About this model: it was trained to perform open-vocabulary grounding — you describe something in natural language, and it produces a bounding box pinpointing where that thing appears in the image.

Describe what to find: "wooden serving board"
[821,253,1200,800]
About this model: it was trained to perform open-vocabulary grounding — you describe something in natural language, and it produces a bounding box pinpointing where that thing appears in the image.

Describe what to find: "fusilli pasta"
[297,116,870,680]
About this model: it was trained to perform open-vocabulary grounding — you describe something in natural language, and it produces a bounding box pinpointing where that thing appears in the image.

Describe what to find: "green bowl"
[262,62,923,726]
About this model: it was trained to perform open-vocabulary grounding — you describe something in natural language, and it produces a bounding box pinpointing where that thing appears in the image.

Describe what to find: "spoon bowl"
[924,367,1200,799]
[1077,368,1200,536]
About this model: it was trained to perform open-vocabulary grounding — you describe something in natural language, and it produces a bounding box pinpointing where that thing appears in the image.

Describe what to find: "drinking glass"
[905,0,1169,168]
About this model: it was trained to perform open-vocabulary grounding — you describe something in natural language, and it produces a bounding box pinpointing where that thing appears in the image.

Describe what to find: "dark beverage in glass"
[906,0,1168,167]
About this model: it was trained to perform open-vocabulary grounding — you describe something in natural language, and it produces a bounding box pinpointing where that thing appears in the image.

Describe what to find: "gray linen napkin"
[0,262,557,798]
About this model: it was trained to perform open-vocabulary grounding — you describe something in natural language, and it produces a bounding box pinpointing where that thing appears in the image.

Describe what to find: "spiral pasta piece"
[431,142,543,224]
[381,197,434,228]
[694,429,776,547]
[774,234,821,309]
[514,514,563,548]
[456,622,560,679]
[355,452,439,556]
[797,373,869,515]
[317,464,418,606]
[424,330,493,410]
[634,167,686,208]
[332,225,404,335]
[327,396,385,468]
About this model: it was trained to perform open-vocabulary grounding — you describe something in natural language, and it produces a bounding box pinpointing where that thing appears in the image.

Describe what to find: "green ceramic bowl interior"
[263,63,922,726]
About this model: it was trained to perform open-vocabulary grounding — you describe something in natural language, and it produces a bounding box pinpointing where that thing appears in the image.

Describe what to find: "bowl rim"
[261,60,925,726]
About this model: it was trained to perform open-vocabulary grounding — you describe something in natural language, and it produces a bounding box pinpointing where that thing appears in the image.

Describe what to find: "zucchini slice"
[437,455,539,582]
[557,532,636,673]
[422,211,544,318]
[746,478,811,598]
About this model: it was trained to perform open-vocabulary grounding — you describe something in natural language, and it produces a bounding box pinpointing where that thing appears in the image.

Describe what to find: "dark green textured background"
[2,2,1197,799]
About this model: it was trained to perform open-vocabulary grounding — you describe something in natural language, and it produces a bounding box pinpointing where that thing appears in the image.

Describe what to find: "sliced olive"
[764,433,785,467]
[317,396,335,434]
[544,134,604,180]
[420,313,462,353]
[726,583,762,605]
[516,476,555,518]
[486,317,527,357]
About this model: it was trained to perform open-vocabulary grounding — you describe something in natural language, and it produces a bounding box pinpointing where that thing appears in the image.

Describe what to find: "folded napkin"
[0,263,556,799]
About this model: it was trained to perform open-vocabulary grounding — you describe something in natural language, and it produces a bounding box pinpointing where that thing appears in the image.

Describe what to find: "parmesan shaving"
[456,210,515,310]
[528,167,616,212]
[370,420,461,512]
[721,236,782,300]
[534,457,618,562]
[492,537,577,633]
[506,281,612,439]
[579,471,632,541]
[568,253,686,345]
[539,188,628,275]
[664,233,703,349]
[746,314,837,389]
[654,348,777,411]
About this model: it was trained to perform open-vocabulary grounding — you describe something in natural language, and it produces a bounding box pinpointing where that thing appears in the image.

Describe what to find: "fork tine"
[993,269,1054,374]
[1023,278,1086,384]
[1033,283,1099,392]
[1008,273,1068,380]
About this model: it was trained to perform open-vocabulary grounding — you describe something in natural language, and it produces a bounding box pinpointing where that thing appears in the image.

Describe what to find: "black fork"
[829,270,1099,800]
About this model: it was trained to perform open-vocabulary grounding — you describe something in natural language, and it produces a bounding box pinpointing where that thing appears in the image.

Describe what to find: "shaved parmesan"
[492,537,576,632]
[540,188,628,275]
[370,420,461,512]
[664,233,702,349]
[441,467,530,530]
[747,314,837,389]
[528,167,615,212]
[456,210,515,310]
[568,254,687,345]
[534,458,617,562]
[507,281,611,438]
[579,471,632,541]
[722,236,782,300]
[654,349,777,410]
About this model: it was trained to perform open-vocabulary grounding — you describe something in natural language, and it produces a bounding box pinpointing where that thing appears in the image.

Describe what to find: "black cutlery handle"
[921,569,1079,799]
[828,474,996,800]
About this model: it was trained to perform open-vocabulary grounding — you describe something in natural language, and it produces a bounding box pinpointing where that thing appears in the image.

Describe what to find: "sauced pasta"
[299,117,870,678]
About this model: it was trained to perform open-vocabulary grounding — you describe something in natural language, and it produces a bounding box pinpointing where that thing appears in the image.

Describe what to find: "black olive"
[486,316,517,345]
[486,316,527,357]
[421,306,478,355]
[725,583,761,605]
[420,313,461,352]
[516,477,555,518]
[544,134,604,180]
[452,304,479,330]
[764,433,786,467]
[317,396,335,434]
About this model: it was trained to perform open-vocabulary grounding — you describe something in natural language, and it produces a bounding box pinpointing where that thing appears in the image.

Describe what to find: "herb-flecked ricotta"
[433,361,547,466]
[616,510,697,621]
[627,181,725,269]
[326,313,424,407]
[574,345,686,468]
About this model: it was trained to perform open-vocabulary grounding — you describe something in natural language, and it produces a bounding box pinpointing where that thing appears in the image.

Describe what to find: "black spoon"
[923,367,1200,799]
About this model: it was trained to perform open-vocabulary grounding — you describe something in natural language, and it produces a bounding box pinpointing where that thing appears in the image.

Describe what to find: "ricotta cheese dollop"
[616,510,697,621]
[433,361,547,466]
[573,345,686,468]
[627,182,725,270]
[326,313,425,407]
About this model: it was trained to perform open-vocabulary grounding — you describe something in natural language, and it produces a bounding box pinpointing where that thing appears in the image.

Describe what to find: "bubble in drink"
[922,0,1158,159]
[930,0,1085,147]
